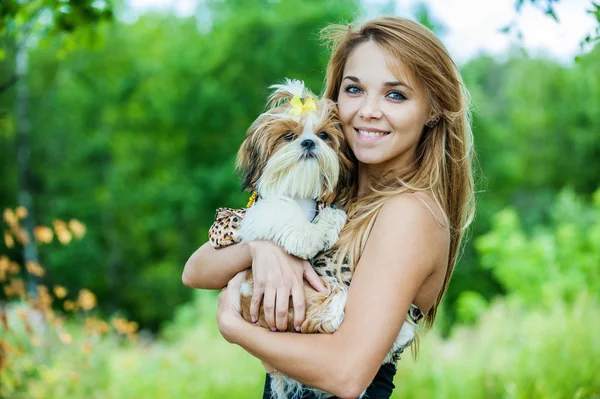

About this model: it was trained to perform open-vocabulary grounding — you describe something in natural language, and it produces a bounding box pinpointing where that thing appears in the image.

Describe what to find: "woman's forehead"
[342,41,420,92]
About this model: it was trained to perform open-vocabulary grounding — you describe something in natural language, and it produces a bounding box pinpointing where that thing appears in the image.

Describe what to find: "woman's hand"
[248,241,327,332]
[217,270,248,343]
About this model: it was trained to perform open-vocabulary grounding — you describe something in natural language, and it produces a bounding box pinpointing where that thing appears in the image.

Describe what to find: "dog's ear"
[334,140,357,206]
[236,116,268,192]
[266,90,294,111]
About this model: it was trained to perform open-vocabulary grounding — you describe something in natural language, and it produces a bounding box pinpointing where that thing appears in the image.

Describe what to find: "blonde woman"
[183,16,474,398]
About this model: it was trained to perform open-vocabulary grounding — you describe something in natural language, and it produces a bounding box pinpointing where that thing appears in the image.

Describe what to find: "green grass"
[4,292,600,399]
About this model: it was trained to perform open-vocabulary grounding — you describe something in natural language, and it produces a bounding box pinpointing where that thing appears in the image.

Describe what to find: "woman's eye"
[318,131,329,140]
[283,132,295,141]
[344,85,361,94]
[387,91,407,101]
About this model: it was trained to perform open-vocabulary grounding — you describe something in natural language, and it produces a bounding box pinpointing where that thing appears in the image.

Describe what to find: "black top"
[262,362,397,399]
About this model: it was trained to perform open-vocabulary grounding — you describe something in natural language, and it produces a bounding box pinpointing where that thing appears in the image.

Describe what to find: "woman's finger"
[250,277,264,324]
[303,263,327,292]
[275,284,290,331]
[263,283,277,330]
[290,283,306,332]
[228,270,248,290]
[226,270,247,313]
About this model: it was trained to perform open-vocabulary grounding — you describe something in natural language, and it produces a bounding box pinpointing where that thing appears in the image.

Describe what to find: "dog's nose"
[301,139,315,151]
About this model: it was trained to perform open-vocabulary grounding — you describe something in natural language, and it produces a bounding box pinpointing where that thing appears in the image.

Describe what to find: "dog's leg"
[239,197,346,259]
[274,206,346,259]
[308,206,347,251]
[238,197,306,244]
[301,283,347,334]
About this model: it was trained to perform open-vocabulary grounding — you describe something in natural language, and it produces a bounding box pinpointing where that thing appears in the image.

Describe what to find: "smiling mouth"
[355,128,390,137]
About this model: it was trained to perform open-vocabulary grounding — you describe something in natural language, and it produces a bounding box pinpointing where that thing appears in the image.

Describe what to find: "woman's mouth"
[355,128,390,142]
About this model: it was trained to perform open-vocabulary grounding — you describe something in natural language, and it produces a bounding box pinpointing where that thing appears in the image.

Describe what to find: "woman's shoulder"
[371,193,450,312]
[377,191,449,236]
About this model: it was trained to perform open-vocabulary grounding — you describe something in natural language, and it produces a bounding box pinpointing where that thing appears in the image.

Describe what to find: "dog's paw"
[313,207,347,250]
[284,243,320,260]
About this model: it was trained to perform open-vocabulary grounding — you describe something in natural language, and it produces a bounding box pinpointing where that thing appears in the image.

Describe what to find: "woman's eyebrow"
[342,76,413,91]
[384,81,413,91]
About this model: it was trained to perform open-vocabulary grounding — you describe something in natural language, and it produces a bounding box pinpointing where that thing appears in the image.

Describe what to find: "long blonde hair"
[321,17,475,330]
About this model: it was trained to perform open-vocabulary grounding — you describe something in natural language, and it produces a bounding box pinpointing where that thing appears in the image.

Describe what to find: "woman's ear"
[425,114,440,128]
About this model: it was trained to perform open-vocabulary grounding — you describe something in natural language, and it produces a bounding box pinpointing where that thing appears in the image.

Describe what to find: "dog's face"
[237,79,354,204]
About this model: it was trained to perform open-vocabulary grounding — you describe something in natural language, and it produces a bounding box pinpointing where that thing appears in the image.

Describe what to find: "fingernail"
[271,327,277,332]
[252,317,257,323]
[295,326,300,332]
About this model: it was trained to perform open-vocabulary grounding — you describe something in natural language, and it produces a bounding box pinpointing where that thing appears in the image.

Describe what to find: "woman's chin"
[353,150,387,166]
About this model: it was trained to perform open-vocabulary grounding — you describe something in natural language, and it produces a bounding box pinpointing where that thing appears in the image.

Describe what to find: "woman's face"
[337,40,430,173]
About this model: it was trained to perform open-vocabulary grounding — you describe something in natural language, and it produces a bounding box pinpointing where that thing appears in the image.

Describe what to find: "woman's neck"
[356,161,417,198]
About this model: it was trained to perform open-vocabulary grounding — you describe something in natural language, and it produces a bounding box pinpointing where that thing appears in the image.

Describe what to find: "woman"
[183,16,474,398]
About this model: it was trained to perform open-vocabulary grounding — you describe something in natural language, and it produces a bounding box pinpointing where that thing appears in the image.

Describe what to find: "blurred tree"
[1,0,114,297]
[1,0,359,329]
[507,0,600,51]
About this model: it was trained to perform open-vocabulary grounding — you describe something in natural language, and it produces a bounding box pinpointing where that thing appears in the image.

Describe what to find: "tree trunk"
[16,44,40,298]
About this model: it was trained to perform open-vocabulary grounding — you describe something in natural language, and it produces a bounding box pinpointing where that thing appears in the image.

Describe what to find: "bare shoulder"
[376,192,449,241]
[366,192,450,279]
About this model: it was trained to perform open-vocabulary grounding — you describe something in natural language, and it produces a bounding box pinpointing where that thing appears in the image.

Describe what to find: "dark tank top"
[260,303,424,399]
[262,362,397,399]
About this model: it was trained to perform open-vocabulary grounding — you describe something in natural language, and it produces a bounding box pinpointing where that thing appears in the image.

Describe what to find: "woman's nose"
[358,97,382,119]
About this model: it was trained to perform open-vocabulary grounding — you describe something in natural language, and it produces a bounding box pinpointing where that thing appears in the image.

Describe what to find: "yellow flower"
[3,232,14,248]
[14,228,29,245]
[56,229,72,245]
[8,261,20,274]
[63,300,78,312]
[3,278,25,298]
[112,317,139,335]
[68,219,86,239]
[3,209,16,226]
[77,289,97,311]
[52,219,67,231]
[15,206,28,219]
[26,261,45,277]
[34,226,54,244]
[58,331,72,344]
[53,285,68,299]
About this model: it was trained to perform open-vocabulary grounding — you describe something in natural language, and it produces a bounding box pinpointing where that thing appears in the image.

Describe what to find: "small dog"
[209,79,419,399]
[232,79,353,334]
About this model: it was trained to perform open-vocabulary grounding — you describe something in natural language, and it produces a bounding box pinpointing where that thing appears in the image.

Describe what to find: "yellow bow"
[289,95,316,117]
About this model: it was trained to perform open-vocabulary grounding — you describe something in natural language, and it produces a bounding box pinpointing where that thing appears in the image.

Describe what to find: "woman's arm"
[183,241,252,290]
[218,194,450,398]
[183,240,327,330]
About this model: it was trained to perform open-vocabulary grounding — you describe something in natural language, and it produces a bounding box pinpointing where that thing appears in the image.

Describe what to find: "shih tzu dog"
[208,79,419,399]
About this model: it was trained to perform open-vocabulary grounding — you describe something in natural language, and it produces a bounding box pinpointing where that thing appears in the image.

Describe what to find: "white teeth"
[358,129,387,137]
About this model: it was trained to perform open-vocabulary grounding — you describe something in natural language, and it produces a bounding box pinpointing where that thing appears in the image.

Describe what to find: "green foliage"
[8,291,265,399]
[393,295,600,399]
[476,188,600,309]
[0,0,359,329]
[0,0,113,36]
[0,0,114,63]
[7,292,600,398]
[445,47,600,324]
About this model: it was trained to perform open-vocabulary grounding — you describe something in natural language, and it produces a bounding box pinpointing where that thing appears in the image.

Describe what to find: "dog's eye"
[318,131,329,140]
[283,132,295,141]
